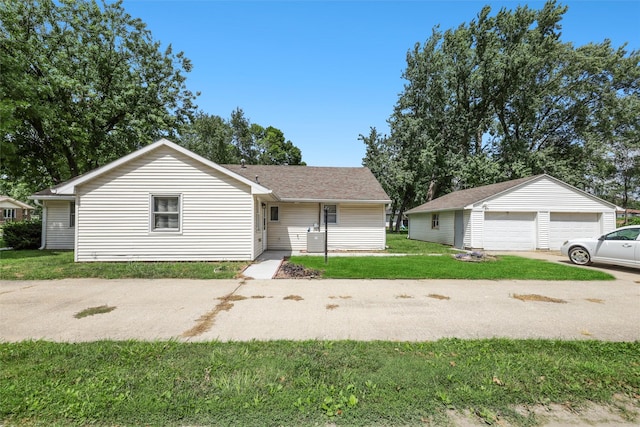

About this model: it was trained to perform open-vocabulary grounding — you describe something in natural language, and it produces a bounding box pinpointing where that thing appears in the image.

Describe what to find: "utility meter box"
[307,232,325,253]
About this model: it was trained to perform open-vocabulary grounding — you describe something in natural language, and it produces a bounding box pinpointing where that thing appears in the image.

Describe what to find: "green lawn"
[384,231,456,254]
[289,255,614,280]
[1,339,638,426]
[0,250,246,280]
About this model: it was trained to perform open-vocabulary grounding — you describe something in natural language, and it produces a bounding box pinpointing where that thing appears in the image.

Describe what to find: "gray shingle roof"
[406,175,543,214]
[223,164,390,202]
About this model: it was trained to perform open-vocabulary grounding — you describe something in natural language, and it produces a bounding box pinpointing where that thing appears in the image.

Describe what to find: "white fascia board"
[51,138,273,196]
[29,195,76,201]
[279,198,391,204]
[407,207,460,215]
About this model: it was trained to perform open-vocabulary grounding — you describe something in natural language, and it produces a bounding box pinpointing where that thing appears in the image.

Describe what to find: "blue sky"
[122,0,639,167]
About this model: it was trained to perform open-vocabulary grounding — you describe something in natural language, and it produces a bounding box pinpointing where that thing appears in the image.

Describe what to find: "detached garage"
[406,174,618,251]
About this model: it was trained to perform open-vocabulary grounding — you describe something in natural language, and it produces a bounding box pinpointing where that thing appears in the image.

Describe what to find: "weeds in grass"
[0,339,638,426]
[428,294,450,300]
[586,298,605,304]
[74,305,116,319]
[182,293,240,337]
[396,294,413,299]
[283,295,303,301]
[512,294,567,303]
[326,304,339,310]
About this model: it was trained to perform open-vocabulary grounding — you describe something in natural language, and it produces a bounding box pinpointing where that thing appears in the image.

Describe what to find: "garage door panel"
[484,212,535,250]
[549,213,599,250]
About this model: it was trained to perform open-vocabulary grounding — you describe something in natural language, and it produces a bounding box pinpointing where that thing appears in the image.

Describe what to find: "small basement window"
[431,213,440,229]
[152,195,180,231]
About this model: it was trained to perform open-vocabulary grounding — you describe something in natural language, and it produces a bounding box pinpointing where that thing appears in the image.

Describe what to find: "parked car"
[560,225,640,269]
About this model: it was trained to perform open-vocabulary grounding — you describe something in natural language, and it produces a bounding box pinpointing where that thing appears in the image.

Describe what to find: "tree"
[370,0,639,213]
[0,0,198,191]
[178,109,305,165]
[179,112,236,164]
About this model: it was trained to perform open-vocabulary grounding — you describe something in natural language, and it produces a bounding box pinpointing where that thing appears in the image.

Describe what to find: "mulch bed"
[274,260,321,279]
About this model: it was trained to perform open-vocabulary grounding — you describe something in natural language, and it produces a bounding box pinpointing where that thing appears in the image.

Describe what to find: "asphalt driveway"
[1,269,638,342]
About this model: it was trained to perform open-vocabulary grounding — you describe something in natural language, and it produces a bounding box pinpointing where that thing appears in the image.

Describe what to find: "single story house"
[31,139,390,261]
[617,208,640,219]
[405,174,619,251]
[0,196,35,224]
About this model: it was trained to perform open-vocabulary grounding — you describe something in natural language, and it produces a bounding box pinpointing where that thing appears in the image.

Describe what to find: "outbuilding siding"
[44,200,74,249]
[477,178,609,212]
[408,211,454,245]
[75,147,254,261]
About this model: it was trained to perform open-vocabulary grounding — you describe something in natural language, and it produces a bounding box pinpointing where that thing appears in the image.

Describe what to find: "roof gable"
[406,174,618,214]
[0,196,35,210]
[33,139,272,197]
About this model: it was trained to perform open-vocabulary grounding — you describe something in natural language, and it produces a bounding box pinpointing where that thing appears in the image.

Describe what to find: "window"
[431,213,440,229]
[604,227,640,241]
[324,204,337,224]
[3,209,16,221]
[270,206,279,221]
[69,202,75,227]
[152,195,180,231]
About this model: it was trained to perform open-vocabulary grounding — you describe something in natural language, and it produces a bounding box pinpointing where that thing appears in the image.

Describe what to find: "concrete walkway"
[241,250,291,279]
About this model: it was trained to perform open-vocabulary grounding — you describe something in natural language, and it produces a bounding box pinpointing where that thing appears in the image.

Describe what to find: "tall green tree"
[0,0,198,190]
[178,109,305,165]
[373,0,639,214]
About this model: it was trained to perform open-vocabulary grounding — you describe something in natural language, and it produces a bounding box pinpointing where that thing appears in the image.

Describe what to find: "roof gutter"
[279,198,391,204]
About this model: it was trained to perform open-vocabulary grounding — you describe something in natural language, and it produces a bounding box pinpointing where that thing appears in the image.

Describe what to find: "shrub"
[2,220,42,249]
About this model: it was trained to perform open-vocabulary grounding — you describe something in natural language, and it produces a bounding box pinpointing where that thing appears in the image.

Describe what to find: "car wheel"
[569,246,592,266]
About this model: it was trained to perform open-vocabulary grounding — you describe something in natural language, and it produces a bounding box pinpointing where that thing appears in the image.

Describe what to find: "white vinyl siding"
[408,211,454,245]
[267,203,386,251]
[480,177,612,212]
[43,200,75,249]
[75,146,254,261]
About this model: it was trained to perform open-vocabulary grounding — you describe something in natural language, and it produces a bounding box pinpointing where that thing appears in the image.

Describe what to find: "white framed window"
[69,202,75,227]
[270,205,279,222]
[151,195,181,231]
[431,213,439,229]
[3,209,16,221]
[323,204,337,224]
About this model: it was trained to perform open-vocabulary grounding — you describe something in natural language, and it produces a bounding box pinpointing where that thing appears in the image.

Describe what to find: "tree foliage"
[179,108,305,165]
[0,0,198,191]
[366,0,639,220]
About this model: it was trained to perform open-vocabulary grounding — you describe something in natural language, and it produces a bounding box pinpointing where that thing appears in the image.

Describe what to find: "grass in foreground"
[1,339,638,426]
[289,255,614,280]
[0,250,246,280]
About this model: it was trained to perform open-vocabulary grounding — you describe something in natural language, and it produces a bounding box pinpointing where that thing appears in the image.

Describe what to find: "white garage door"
[549,213,600,250]
[484,212,536,250]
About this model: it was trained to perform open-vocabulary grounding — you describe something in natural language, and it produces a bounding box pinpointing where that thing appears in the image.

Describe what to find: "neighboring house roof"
[223,164,390,202]
[405,174,618,214]
[0,196,35,210]
[31,138,390,203]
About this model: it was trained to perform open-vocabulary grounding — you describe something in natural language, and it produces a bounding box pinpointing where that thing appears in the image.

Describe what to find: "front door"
[262,204,268,251]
